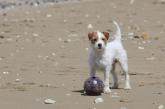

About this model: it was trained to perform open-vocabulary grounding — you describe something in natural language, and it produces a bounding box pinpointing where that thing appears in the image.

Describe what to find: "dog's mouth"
[98,46,102,49]
[96,46,104,51]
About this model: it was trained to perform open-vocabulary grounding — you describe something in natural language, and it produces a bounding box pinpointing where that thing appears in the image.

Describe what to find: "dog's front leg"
[89,65,96,77]
[103,66,111,93]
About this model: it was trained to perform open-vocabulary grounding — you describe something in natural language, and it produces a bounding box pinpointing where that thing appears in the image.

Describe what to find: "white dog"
[88,21,131,93]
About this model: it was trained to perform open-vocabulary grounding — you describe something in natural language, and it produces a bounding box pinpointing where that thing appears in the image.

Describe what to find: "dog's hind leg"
[111,61,119,89]
[118,54,131,89]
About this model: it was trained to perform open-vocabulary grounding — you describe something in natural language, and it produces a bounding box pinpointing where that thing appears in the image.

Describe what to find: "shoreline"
[0,0,81,11]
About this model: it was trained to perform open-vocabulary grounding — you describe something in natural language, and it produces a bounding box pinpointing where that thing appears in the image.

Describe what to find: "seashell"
[44,99,56,104]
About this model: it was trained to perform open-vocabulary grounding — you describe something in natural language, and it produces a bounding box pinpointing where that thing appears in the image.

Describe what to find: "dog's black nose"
[98,43,102,48]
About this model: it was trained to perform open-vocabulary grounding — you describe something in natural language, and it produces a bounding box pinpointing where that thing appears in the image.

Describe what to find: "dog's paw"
[111,84,119,89]
[124,86,131,90]
[124,82,131,90]
[104,87,111,93]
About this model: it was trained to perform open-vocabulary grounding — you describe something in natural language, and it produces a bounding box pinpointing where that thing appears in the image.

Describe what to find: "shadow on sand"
[72,90,103,96]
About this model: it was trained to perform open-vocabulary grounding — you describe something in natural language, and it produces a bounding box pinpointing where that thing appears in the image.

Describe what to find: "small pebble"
[94,97,104,104]
[66,93,71,96]
[134,35,141,39]
[0,58,3,61]
[38,71,43,74]
[47,84,51,87]
[158,105,164,109]
[44,99,56,104]
[3,71,9,75]
[43,56,49,60]
[33,33,39,37]
[16,35,21,38]
[52,53,56,56]
[138,46,144,50]
[15,78,21,82]
[88,24,93,29]
[33,3,39,7]
[64,39,71,43]
[46,14,52,18]
[119,99,129,103]
[128,32,134,36]
[146,56,155,61]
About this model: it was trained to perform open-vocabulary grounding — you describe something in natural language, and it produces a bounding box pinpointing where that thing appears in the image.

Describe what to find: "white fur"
[88,21,131,93]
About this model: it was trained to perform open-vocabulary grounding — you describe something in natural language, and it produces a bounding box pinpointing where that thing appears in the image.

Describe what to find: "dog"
[88,21,131,93]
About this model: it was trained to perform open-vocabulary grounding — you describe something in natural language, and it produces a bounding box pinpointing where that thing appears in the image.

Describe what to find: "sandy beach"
[0,0,165,109]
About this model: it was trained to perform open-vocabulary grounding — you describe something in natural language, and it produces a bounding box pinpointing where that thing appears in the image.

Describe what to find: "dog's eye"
[93,39,97,41]
[102,38,105,41]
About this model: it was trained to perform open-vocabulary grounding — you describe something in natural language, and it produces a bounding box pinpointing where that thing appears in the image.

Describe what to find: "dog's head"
[88,31,109,51]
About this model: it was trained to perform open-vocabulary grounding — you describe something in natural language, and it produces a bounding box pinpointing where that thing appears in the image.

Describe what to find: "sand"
[0,0,165,109]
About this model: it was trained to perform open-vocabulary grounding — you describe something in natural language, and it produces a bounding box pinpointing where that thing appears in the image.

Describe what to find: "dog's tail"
[113,21,122,41]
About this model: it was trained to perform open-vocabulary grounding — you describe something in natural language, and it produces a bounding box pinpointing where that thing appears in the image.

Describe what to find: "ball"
[84,77,104,95]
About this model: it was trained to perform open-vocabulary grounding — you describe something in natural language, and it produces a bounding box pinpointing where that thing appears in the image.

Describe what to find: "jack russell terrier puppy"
[88,21,131,93]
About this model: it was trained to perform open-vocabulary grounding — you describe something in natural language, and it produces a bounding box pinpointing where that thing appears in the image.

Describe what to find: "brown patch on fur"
[88,32,98,44]
[102,32,109,40]
[101,37,107,44]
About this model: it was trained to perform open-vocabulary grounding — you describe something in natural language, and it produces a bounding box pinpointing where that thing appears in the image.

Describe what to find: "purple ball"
[84,77,104,95]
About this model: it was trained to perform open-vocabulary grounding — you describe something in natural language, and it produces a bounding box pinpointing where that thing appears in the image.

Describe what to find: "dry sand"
[0,0,165,109]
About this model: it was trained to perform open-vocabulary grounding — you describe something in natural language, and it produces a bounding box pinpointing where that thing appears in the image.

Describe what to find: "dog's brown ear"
[102,32,109,40]
[88,32,94,40]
